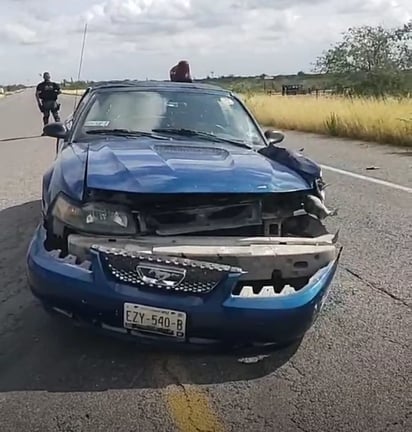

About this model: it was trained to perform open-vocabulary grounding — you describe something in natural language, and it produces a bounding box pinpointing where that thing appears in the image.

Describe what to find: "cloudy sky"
[0,0,410,84]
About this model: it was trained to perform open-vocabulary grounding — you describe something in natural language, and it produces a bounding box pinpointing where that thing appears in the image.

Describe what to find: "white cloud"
[0,0,410,84]
[339,0,411,22]
[0,23,40,45]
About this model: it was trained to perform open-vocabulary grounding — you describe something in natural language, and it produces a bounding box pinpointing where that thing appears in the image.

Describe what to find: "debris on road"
[237,355,270,364]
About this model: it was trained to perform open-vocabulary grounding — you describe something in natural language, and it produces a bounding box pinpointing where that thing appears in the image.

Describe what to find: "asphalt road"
[0,90,411,432]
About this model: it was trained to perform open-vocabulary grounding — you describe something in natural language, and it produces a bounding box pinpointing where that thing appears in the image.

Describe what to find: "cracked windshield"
[78,90,264,146]
[0,0,411,432]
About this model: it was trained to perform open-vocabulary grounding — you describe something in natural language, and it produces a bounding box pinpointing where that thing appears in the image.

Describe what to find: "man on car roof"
[170,61,193,83]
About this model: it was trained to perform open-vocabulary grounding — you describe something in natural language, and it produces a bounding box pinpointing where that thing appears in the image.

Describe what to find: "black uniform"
[36,80,61,125]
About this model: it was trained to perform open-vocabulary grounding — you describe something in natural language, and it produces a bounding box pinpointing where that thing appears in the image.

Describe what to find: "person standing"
[35,72,61,128]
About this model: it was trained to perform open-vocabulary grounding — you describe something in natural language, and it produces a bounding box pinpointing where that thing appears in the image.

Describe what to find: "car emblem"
[136,264,186,288]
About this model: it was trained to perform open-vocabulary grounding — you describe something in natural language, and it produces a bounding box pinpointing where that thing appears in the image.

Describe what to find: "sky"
[0,0,411,85]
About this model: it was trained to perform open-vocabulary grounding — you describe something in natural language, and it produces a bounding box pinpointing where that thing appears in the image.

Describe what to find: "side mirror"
[43,122,67,139]
[264,129,285,145]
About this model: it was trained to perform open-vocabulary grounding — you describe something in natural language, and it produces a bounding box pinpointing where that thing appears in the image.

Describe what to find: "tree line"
[313,21,412,97]
[0,84,26,92]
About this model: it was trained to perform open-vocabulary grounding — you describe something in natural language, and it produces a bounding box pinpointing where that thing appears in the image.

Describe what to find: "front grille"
[93,245,244,294]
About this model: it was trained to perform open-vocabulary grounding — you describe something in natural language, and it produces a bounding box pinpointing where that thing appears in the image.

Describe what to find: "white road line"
[320,164,412,194]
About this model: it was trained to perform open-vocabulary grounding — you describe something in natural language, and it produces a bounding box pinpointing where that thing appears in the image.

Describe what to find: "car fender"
[258,145,321,186]
[44,144,89,209]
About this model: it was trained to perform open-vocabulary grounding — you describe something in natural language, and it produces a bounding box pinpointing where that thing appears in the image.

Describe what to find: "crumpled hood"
[85,139,312,194]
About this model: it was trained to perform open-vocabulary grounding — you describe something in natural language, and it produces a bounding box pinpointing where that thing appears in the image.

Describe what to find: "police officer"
[35,72,61,128]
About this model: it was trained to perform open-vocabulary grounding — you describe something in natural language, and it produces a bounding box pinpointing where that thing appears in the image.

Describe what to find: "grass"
[62,88,412,147]
[244,94,412,147]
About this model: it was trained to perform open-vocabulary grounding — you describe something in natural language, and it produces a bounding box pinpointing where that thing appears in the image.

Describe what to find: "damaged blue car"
[26,81,341,349]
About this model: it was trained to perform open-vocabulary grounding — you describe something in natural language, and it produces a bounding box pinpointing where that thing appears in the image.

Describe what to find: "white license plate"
[123,303,186,339]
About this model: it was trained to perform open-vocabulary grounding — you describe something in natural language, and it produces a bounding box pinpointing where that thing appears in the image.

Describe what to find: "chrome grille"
[93,245,244,294]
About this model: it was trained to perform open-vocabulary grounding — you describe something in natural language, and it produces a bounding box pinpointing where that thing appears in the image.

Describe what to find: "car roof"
[88,80,231,95]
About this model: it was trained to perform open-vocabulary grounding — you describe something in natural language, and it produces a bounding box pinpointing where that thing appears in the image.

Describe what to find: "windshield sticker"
[167,101,188,108]
[84,120,110,127]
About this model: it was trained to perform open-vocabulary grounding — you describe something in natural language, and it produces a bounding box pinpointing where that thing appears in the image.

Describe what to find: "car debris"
[237,355,270,364]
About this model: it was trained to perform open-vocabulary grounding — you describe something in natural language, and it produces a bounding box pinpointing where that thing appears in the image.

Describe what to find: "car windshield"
[75,89,266,147]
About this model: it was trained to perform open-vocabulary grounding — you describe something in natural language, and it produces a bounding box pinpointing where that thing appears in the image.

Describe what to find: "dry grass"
[244,94,412,147]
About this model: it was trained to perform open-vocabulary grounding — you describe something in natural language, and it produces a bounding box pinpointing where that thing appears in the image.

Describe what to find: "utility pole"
[73,21,88,110]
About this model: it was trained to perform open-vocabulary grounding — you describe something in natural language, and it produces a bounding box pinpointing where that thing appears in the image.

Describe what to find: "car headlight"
[51,195,137,235]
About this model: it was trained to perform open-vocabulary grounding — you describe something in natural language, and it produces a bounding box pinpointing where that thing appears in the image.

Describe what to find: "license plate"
[123,303,186,339]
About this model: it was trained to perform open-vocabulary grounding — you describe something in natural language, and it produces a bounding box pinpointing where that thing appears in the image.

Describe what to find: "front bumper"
[27,225,341,347]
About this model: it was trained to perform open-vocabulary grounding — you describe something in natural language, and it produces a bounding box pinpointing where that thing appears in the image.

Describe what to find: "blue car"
[26,81,341,349]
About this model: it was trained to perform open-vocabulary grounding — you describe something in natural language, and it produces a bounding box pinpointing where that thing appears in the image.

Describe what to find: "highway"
[0,90,411,432]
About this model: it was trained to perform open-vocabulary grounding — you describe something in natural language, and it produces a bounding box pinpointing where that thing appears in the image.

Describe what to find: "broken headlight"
[51,195,137,235]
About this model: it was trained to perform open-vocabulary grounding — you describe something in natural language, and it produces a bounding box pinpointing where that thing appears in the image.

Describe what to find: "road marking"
[165,385,225,432]
[320,164,412,194]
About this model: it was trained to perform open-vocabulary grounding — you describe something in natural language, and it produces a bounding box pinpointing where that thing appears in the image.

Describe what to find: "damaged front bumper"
[27,225,342,347]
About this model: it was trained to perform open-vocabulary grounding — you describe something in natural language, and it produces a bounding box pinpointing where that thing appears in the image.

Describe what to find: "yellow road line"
[165,385,225,432]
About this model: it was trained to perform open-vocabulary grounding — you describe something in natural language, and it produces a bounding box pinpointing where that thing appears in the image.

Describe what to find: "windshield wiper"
[85,128,168,140]
[152,128,253,149]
